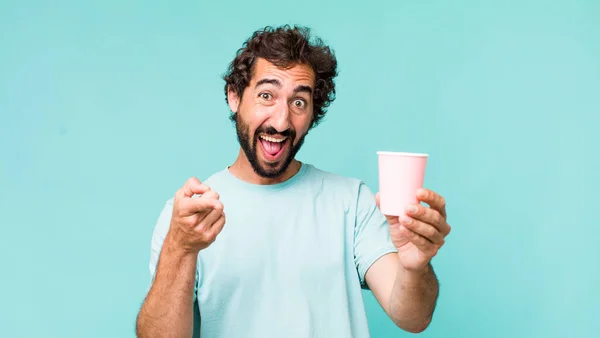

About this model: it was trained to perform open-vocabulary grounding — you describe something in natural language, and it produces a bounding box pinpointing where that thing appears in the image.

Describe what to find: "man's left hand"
[376,188,451,273]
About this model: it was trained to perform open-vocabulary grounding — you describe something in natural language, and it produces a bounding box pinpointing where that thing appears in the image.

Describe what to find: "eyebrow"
[294,85,313,95]
[255,78,313,95]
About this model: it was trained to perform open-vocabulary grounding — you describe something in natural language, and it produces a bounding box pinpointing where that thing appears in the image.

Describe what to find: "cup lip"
[377,151,429,157]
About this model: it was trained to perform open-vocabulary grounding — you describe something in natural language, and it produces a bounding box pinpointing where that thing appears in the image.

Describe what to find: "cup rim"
[377,151,429,157]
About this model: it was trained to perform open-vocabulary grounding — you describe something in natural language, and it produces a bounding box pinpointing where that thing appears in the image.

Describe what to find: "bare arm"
[136,178,226,338]
[136,235,198,338]
[365,253,438,333]
[370,188,450,333]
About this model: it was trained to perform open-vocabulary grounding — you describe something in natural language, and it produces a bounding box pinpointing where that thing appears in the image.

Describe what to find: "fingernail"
[402,216,412,225]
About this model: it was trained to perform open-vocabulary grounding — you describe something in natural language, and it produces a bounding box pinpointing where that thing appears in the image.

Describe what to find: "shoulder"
[303,164,376,205]
[305,163,370,191]
[201,167,231,187]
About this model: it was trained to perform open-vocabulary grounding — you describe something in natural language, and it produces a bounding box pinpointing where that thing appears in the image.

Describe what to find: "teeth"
[260,135,287,143]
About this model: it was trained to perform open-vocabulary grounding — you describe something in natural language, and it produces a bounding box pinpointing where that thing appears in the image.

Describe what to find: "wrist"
[399,259,433,281]
[163,231,201,258]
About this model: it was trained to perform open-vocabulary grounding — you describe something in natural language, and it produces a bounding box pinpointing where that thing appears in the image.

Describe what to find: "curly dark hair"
[223,25,338,129]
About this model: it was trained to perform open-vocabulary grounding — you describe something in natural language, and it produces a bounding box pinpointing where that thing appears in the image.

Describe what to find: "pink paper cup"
[377,151,429,216]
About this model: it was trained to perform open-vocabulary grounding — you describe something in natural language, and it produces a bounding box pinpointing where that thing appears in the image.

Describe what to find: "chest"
[195,192,355,294]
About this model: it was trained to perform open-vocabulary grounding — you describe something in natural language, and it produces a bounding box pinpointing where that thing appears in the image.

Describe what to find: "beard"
[234,113,306,179]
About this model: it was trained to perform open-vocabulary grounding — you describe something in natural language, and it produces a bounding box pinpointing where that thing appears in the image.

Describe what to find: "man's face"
[228,58,315,179]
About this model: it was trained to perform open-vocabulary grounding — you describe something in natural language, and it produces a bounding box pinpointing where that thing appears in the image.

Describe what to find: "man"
[136,25,451,338]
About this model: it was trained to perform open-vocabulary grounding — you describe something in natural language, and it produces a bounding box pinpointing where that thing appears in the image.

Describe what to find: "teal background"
[1,0,599,337]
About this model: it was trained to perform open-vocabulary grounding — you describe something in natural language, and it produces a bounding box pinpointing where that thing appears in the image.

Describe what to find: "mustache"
[255,126,294,138]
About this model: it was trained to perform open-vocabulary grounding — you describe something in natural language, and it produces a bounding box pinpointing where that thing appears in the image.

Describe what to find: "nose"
[269,102,291,133]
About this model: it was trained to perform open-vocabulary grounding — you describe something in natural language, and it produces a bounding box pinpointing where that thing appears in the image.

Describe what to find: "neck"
[228,148,301,185]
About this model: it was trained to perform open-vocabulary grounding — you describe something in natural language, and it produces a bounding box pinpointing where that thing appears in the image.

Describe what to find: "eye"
[293,99,306,109]
[259,92,273,100]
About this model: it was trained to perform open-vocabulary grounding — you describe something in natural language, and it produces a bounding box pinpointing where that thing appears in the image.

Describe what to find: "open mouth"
[258,134,289,162]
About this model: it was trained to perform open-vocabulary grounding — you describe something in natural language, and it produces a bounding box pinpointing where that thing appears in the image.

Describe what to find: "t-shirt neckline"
[223,162,311,192]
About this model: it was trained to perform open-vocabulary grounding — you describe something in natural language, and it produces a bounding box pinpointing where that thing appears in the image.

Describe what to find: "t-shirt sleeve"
[353,182,398,289]
[147,198,199,300]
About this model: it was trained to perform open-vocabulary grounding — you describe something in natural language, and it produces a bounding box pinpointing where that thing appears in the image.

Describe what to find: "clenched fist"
[166,177,226,253]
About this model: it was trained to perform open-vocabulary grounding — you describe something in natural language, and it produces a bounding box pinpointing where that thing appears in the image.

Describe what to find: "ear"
[227,86,240,113]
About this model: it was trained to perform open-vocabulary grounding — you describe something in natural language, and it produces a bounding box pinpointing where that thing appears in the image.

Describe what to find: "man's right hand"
[167,177,226,253]
[136,177,223,338]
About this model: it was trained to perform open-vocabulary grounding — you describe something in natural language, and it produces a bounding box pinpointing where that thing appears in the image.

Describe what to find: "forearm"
[136,235,198,338]
[389,261,439,333]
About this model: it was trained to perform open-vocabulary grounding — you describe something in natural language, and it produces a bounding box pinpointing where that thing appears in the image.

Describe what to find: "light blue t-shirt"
[148,163,398,337]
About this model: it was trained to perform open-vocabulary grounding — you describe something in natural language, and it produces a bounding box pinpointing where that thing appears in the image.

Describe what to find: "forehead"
[250,58,315,88]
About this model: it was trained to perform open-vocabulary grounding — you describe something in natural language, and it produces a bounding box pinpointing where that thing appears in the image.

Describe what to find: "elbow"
[404,324,430,334]
[393,315,432,334]
[135,308,151,338]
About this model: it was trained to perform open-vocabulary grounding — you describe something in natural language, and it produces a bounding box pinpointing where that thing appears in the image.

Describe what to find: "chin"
[254,157,290,178]
[250,147,293,178]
